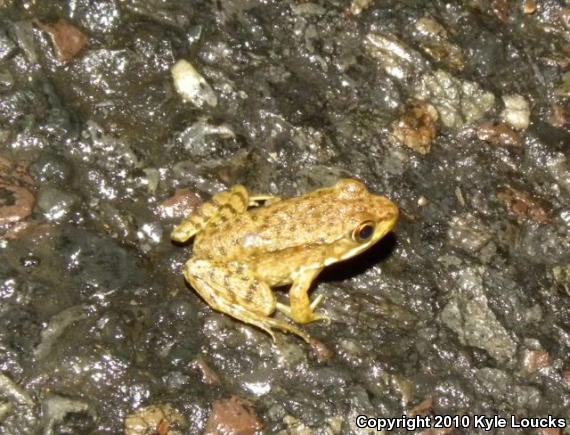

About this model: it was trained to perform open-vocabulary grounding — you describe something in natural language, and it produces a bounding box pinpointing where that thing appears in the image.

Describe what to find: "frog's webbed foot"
[171,185,250,242]
[183,258,312,343]
[276,294,331,325]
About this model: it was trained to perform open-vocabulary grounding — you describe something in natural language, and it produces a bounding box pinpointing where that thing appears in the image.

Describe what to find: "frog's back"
[192,185,372,259]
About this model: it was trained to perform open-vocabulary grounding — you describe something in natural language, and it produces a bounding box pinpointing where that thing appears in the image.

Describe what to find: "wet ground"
[0,0,569,434]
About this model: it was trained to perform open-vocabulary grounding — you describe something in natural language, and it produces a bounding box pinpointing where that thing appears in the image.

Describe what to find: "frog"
[171,178,398,342]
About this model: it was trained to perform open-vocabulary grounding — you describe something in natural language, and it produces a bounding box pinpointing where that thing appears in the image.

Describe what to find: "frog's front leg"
[278,268,330,324]
[248,194,281,207]
[184,258,311,342]
[171,185,250,242]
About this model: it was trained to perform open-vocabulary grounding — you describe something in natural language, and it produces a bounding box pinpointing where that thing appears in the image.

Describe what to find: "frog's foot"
[309,295,332,325]
[276,300,331,325]
[310,294,325,311]
[276,294,329,321]
[284,269,332,324]
[171,185,249,242]
[248,194,281,207]
[183,258,311,343]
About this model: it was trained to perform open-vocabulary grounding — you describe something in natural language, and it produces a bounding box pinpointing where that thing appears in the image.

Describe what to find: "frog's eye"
[352,221,375,243]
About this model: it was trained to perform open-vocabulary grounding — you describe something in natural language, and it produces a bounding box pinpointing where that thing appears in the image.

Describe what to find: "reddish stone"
[35,19,89,63]
[204,396,262,435]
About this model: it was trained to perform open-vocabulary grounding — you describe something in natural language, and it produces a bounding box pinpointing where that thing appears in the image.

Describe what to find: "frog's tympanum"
[171,179,398,342]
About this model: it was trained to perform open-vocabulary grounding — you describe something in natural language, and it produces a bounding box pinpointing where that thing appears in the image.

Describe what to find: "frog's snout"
[373,195,399,236]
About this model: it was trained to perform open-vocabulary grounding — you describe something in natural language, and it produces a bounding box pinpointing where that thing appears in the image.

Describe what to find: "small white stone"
[171,59,217,108]
[417,195,429,206]
[501,94,530,130]
[350,0,373,15]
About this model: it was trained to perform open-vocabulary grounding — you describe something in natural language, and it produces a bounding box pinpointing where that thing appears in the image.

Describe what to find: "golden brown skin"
[171,179,398,342]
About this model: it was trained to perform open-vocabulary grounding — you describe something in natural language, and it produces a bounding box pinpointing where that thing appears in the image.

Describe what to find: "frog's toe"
[247,319,277,343]
[171,220,199,242]
[283,306,330,325]
[312,312,332,325]
[310,296,331,325]
[278,295,330,325]
[277,295,325,316]
[275,301,292,316]
[296,309,331,325]
[309,294,325,311]
[265,318,312,343]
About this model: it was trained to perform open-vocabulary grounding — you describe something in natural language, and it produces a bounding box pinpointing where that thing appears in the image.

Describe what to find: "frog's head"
[324,178,398,264]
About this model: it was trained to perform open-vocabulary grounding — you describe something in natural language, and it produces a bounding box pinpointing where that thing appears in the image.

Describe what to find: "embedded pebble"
[414,70,495,130]
[440,269,517,362]
[392,100,438,154]
[447,214,493,254]
[37,187,76,221]
[124,404,187,435]
[0,184,35,225]
[158,188,203,220]
[43,395,95,435]
[0,158,35,226]
[414,17,464,70]
[12,21,39,63]
[177,119,235,154]
[0,370,37,430]
[29,154,72,185]
[35,19,89,63]
[365,32,429,80]
[204,396,262,435]
[521,349,550,374]
[0,373,33,406]
[279,415,312,435]
[476,122,521,148]
[349,0,373,15]
[500,94,530,130]
[34,305,87,360]
[497,186,550,224]
[171,59,217,108]
[291,2,326,16]
[523,0,537,14]
[191,358,221,386]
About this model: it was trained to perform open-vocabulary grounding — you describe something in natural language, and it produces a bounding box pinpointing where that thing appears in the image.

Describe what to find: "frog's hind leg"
[171,185,250,242]
[183,258,311,343]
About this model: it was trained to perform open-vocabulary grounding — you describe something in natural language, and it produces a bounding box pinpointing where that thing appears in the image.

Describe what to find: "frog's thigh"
[171,185,249,242]
[184,259,311,342]
[184,258,274,315]
[287,268,325,324]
